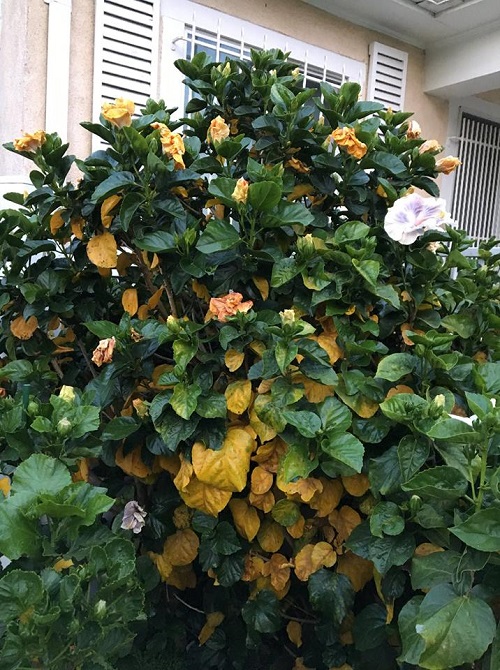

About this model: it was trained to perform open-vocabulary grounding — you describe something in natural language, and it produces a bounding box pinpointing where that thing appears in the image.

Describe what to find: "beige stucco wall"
[0,0,48,178]
[193,0,449,146]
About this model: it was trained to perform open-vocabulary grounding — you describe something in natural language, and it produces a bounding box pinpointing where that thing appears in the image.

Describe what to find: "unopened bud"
[57,418,72,436]
[59,385,76,403]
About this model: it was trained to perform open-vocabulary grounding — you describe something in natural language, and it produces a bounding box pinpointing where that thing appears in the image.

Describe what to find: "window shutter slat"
[367,42,408,111]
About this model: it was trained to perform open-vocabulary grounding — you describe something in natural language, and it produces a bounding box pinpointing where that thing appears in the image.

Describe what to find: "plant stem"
[475,441,490,511]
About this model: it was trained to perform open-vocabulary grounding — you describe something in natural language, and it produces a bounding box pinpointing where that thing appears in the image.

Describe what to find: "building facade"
[1,0,499,239]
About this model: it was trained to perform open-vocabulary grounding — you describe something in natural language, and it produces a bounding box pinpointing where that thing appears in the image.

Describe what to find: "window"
[160,0,366,115]
[367,42,408,111]
[451,112,500,240]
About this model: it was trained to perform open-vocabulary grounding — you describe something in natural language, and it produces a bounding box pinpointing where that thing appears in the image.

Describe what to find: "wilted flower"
[151,122,185,169]
[435,156,461,175]
[232,177,249,204]
[13,130,46,152]
[208,292,253,322]
[101,98,134,128]
[121,500,147,534]
[91,336,116,367]
[207,115,230,144]
[286,157,310,173]
[384,193,453,245]
[406,120,421,139]
[327,127,367,160]
[419,139,442,154]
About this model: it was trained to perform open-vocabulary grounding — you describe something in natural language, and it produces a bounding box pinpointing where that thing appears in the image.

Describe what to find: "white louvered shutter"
[93,0,160,145]
[367,42,408,111]
[451,112,500,241]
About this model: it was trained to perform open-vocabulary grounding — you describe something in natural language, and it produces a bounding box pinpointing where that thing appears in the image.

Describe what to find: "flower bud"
[419,139,442,154]
[435,156,461,175]
[57,418,73,436]
[94,600,107,619]
[59,385,76,403]
[279,309,296,326]
[296,233,315,258]
[409,495,422,515]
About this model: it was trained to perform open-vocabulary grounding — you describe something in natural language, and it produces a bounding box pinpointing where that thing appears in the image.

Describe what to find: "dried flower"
[91,336,116,367]
[435,156,461,175]
[121,500,147,534]
[101,98,134,128]
[384,193,453,245]
[419,139,442,154]
[207,115,230,144]
[406,120,421,139]
[13,130,46,152]
[208,292,253,322]
[286,157,310,173]
[327,127,367,160]
[151,122,185,169]
[232,177,249,204]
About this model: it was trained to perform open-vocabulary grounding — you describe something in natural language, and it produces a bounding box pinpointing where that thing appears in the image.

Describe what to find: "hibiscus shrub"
[1,49,500,670]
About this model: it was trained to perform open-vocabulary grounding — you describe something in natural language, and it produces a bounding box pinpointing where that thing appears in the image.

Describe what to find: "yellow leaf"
[334,386,378,419]
[122,287,139,316]
[329,506,362,551]
[179,476,232,516]
[229,498,261,541]
[147,287,164,309]
[10,315,38,340]
[257,520,284,553]
[293,658,313,670]
[192,279,211,302]
[248,490,275,513]
[101,194,121,226]
[98,267,112,278]
[385,385,414,399]
[225,349,245,372]
[163,529,199,566]
[251,466,274,495]
[252,437,287,474]
[249,406,277,443]
[292,372,334,403]
[71,458,89,483]
[158,454,180,475]
[225,380,252,415]
[53,558,73,572]
[341,474,370,497]
[277,475,323,503]
[414,543,445,557]
[116,252,135,275]
[173,454,194,492]
[252,276,269,300]
[71,215,85,239]
[137,304,149,320]
[165,564,196,590]
[262,553,291,591]
[287,514,306,539]
[115,445,151,478]
[315,331,343,364]
[199,612,225,645]
[242,554,265,581]
[294,542,336,581]
[288,183,314,201]
[309,477,343,517]
[336,551,373,592]
[287,620,302,647]
[87,231,117,268]
[0,476,11,497]
[192,427,255,492]
[148,550,173,581]
[50,209,65,235]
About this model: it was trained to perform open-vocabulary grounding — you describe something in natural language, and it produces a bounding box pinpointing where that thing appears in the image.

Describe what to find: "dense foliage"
[0,49,499,670]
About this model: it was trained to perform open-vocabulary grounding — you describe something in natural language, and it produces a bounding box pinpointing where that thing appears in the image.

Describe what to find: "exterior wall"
[0,0,449,185]
[193,0,449,146]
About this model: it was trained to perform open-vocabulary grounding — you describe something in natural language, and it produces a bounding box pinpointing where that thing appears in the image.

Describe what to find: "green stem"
[475,441,490,511]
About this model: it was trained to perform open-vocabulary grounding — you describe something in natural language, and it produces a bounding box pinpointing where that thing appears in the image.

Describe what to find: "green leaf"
[208,177,238,206]
[380,394,428,422]
[263,201,314,227]
[441,312,476,339]
[398,596,425,665]
[353,604,388,651]
[135,230,175,252]
[352,258,379,286]
[0,493,39,559]
[101,417,140,441]
[84,320,119,339]
[278,441,318,483]
[169,382,202,420]
[275,340,298,374]
[216,553,245,587]
[90,171,136,203]
[0,360,33,381]
[319,396,351,432]
[411,550,461,590]
[0,570,44,623]
[271,256,301,287]
[376,353,416,381]
[122,125,149,158]
[321,431,364,473]
[450,509,500,551]
[242,589,282,633]
[416,584,496,669]
[367,151,407,176]
[397,436,429,482]
[271,499,301,526]
[369,446,402,496]
[248,181,282,211]
[347,522,415,574]
[490,624,500,670]
[196,392,227,418]
[196,219,240,254]
[473,362,500,394]
[282,409,321,438]
[402,466,468,500]
[370,501,405,538]
[308,570,354,626]
[334,221,370,245]
[173,339,198,373]
[12,453,71,499]
[426,418,479,443]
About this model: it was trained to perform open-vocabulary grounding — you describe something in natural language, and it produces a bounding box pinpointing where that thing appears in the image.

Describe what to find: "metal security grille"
[451,112,500,240]
[93,0,160,123]
[367,42,408,111]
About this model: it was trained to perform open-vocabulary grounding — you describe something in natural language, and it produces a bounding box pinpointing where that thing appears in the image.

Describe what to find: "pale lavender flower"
[384,193,453,245]
[121,500,147,534]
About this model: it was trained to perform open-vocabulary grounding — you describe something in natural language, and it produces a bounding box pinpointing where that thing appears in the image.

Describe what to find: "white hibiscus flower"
[384,193,454,245]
